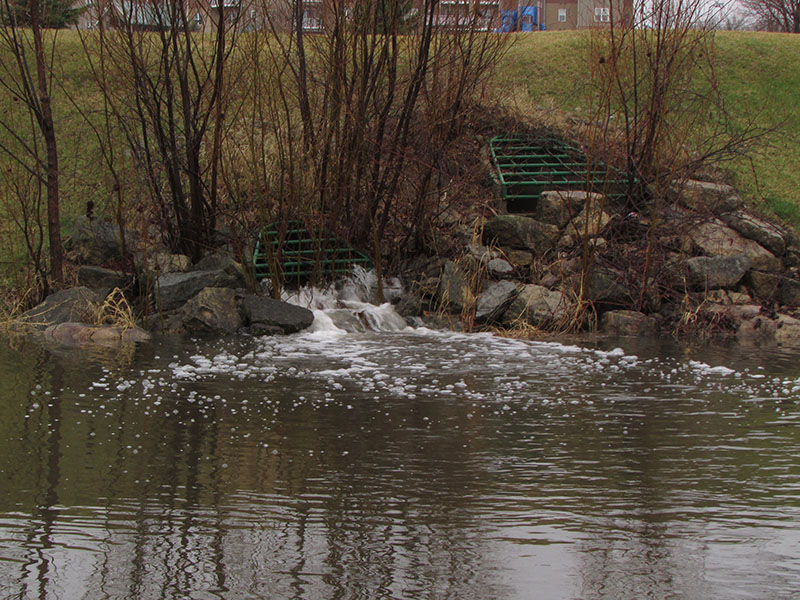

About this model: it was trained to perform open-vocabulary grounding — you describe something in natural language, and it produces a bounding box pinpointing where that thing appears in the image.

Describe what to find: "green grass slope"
[495,30,800,225]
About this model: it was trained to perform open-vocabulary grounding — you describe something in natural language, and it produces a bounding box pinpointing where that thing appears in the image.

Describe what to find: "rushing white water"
[278,267,409,333]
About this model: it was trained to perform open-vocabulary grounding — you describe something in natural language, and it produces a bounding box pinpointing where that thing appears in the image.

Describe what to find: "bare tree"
[236,0,508,292]
[83,0,242,261]
[741,0,800,32]
[580,0,765,315]
[0,0,65,289]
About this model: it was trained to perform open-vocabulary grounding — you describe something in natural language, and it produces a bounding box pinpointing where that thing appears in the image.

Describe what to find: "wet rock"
[241,295,315,335]
[483,215,560,252]
[501,284,567,327]
[600,310,657,336]
[437,261,470,313]
[685,255,750,290]
[395,292,425,318]
[677,180,744,214]
[77,265,129,292]
[721,211,786,256]
[156,269,246,311]
[179,287,243,336]
[475,281,518,324]
[487,258,514,277]
[685,219,780,271]
[44,322,150,346]
[732,306,800,346]
[535,190,596,228]
[67,216,125,264]
[19,287,103,329]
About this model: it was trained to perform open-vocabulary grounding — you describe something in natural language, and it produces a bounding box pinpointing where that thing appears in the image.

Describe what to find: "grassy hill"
[494,30,800,225]
[0,29,798,299]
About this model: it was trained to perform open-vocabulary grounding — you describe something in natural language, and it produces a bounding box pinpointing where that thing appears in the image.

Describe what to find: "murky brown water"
[1,328,799,599]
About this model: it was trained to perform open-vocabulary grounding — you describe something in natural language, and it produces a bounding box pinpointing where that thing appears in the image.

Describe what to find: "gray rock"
[156,269,246,311]
[560,205,613,247]
[474,281,518,324]
[721,211,786,256]
[732,307,800,347]
[677,180,744,214]
[747,271,800,306]
[685,219,780,271]
[501,284,567,327]
[241,295,315,334]
[193,252,243,274]
[67,216,125,264]
[77,265,129,291]
[136,251,191,274]
[395,292,425,318]
[685,255,750,290]
[19,287,103,328]
[600,310,657,336]
[179,287,243,336]
[536,190,597,227]
[437,261,470,313]
[487,258,514,277]
[483,215,560,252]
[585,269,631,306]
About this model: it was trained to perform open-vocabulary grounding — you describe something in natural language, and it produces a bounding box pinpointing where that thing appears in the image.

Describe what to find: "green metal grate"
[253,221,373,283]
[489,136,625,214]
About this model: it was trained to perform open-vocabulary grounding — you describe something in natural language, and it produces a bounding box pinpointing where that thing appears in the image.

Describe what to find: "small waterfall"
[278,267,409,334]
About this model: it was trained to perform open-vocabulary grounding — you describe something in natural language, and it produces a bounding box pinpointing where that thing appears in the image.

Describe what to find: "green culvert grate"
[253,221,373,283]
[489,136,626,214]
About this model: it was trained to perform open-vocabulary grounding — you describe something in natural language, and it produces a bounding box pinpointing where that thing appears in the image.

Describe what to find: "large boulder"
[67,216,125,264]
[437,261,470,313]
[179,287,243,336]
[747,271,800,306]
[77,265,129,292]
[600,310,657,336]
[483,215,560,252]
[474,280,518,324]
[729,305,800,346]
[685,255,750,290]
[156,269,246,311]
[585,269,631,306]
[721,211,786,257]
[501,284,567,327]
[535,190,596,228]
[241,295,315,335]
[685,219,780,271]
[677,180,744,214]
[19,287,104,329]
[44,322,150,346]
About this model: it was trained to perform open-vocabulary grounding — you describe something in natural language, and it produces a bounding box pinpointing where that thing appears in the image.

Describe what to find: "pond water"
[1,302,800,599]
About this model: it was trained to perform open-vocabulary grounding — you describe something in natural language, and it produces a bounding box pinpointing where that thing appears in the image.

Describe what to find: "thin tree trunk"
[30,0,62,284]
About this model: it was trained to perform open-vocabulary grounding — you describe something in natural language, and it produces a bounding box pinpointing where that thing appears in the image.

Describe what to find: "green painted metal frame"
[253,221,373,282]
[489,135,625,213]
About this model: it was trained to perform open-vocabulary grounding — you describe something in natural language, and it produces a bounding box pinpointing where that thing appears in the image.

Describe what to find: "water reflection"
[1,333,799,599]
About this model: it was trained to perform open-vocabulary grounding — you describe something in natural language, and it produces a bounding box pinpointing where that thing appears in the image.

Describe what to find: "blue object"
[519,6,538,31]
[498,9,517,32]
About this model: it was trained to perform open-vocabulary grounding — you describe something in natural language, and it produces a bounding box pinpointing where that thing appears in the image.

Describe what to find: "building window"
[558,8,566,21]
[594,6,610,21]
